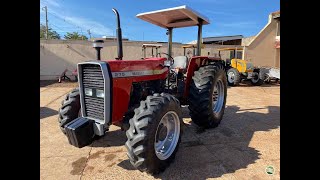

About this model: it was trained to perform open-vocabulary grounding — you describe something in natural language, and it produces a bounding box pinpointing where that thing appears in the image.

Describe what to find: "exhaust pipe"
[112,8,123,60]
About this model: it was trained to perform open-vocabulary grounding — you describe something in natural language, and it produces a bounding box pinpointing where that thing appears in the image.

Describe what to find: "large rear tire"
[250,70,264,86]
[188,63,227,128]
[58,88,81,134]
[227,68,240,86]
[125,93,182,174]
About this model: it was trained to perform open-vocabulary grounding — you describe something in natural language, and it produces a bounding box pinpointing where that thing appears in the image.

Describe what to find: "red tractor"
[59,5,227,174]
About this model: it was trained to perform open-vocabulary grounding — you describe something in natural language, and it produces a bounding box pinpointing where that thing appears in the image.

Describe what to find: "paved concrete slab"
[40,82,280,180]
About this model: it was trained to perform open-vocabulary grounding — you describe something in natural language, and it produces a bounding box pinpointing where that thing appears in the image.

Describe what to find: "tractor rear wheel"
[250,70,264,86]
[226,68,240,86]
[125,93,182,174]
[58,88,81,134]
[188,63,227,128]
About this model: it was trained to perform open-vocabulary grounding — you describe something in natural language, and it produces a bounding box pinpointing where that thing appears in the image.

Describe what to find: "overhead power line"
[46,11,86,34]
[39,6,98,39]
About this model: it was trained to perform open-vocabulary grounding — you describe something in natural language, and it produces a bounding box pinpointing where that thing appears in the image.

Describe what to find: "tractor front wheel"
[58,88,81,134]
[226,68,240,86]
[125,93,182,174]
[188,63,227,128]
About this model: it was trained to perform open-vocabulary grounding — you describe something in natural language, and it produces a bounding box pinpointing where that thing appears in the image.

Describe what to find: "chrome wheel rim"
[154,111,180,160]
[212,79,225,113]
[228,72,235,83]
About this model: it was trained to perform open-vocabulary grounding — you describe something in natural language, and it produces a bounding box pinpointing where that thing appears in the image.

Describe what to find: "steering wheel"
[160,52,174,65]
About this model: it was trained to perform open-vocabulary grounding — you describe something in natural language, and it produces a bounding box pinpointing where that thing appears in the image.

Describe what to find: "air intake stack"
[112,8,123,60]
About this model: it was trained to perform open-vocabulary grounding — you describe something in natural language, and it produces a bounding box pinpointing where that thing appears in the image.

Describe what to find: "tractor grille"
[81,64,105,120]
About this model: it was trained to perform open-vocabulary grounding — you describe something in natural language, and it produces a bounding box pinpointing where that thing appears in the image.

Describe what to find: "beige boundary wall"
[40,39,239,80]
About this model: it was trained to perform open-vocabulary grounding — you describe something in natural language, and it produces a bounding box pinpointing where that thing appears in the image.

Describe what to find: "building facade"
[242,11,280,68]
[40,39,238,80]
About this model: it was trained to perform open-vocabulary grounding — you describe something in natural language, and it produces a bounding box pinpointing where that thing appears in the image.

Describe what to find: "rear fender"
[183,56,222,100]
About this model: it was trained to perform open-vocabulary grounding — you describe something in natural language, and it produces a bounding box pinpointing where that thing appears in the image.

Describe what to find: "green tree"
[40,24,61,39]
[64,32,88,40]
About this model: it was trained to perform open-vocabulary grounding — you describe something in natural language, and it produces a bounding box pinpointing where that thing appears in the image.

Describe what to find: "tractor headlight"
[164,60,172,67]
[84,88,93,96]
[96,89,105,98]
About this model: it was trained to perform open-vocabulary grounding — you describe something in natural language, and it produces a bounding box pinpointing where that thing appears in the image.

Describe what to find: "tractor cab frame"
[141,43,162,59]
[182,44,205,57]
[137,5,209,59]
[218,47,243,62]
[137,5,220,96]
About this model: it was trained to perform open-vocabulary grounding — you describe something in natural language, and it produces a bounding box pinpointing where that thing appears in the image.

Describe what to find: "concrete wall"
[40,39,238,80]
[241,36,256,46]
[243,17,280,68]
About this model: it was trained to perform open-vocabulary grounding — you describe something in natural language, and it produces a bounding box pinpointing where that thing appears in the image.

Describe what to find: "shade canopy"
[136,5,210,28]
[182,44,205,48]
[142,44,163,48]
[217,47,243,51]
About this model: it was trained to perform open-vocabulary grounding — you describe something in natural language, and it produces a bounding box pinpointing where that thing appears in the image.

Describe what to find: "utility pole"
[87,29,92,39]
[42,6,49,40]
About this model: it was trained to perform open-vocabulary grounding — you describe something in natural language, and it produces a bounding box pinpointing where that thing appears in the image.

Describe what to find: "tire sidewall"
[227,69,235,84]
[227,68,240,86]
[208,67,227,123]
[58,88,81,133]
[250,72,264,86]
[146,99,182,172]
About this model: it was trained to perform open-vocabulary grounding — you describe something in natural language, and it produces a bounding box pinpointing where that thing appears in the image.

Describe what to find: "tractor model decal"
[112,68,167,78]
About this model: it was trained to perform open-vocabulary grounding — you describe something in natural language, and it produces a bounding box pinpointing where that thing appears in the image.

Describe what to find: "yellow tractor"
[218,47,264,86]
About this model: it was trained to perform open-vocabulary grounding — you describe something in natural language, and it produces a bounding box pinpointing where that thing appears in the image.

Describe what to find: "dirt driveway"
[40,81,280,180]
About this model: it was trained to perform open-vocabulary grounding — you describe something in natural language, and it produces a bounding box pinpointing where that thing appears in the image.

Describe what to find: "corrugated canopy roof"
[136,5,210,28]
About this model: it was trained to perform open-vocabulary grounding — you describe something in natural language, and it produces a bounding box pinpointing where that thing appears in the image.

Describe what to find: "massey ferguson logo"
[132,71,144,76]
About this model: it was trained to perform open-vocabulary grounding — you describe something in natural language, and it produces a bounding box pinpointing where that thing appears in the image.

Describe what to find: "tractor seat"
[171,56,188,69]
